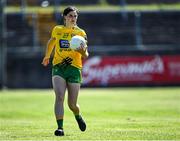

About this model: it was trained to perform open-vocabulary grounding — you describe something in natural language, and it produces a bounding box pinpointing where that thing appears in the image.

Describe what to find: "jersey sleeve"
[51,26,57,38]
[80,30,88,44]
[81,30,87,38]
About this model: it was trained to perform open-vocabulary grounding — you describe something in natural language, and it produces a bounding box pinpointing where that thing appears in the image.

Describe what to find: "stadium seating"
[78,11,180,46]
[141,11,180,45]
[107,0,180,5]
[7,13,33,47]
[7,56,52,88]
[7,0,180,6]
[27,13,57,46]
[7,0,99,6]
[7,0,21,6]
[79,12,135,45]
[6,11,180,47]
[58,0,99,5]
[26,0,99,6]
[4,9,180,88]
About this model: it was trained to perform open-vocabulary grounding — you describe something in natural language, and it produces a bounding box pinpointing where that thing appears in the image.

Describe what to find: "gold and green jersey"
[51,25,87,69]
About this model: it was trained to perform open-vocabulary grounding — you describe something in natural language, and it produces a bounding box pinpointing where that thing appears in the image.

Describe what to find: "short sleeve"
[51,26,57,38]
[81,30,88,42]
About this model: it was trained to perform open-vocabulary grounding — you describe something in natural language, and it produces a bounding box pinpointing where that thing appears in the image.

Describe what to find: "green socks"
[56,119,63,129]
[75,115,82,120]
[57,116,82,129]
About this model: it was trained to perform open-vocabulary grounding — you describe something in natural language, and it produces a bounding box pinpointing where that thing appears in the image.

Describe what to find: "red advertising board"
[82,55,180,86]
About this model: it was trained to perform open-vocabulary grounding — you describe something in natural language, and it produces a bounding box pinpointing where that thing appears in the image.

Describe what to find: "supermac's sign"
[82,55,180,86]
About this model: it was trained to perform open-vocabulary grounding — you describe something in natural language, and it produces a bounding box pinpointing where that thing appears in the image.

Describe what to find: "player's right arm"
[41,37,56,66]
[42,26,57,66]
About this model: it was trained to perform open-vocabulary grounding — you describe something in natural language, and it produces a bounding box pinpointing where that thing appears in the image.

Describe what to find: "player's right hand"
[42,57,49,66]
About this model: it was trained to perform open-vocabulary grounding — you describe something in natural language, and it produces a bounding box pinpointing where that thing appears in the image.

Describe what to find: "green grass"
[4,3,180,13]
[0,88,180,140]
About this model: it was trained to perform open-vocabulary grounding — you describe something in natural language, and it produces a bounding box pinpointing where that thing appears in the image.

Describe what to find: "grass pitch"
[0,88,180,140]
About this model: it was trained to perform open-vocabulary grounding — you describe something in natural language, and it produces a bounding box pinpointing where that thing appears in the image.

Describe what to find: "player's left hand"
[75,44,87,55]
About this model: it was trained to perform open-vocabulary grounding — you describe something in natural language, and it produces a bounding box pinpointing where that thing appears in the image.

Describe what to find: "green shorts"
[52,64,82,83]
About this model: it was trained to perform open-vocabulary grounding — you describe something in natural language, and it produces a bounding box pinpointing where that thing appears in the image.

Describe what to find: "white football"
[70,35,86,50]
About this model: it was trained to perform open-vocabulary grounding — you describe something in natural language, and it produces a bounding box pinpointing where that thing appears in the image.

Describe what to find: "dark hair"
[62,6,79,17]
[62,6,79,26]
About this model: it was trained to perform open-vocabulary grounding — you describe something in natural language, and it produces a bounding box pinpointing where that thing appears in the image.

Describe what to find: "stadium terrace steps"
[78,11,180,46]
[7,13,33,47]
[6,11,180,47]
[7,0,99,6]
[27,13,56,46]
[6,0,180,6]
[107,0,180,5]
[141,12,180,45]
[78,12,135,45]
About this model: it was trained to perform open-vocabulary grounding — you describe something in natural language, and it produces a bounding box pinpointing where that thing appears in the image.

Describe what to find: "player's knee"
[68,103,77,111]
[56,94,64,102]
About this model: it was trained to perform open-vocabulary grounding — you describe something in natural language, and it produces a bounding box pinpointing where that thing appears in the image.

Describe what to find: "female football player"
[42,6,89,136]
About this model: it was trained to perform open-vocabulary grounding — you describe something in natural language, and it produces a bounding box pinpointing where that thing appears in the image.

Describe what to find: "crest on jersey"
[59,40,69,48]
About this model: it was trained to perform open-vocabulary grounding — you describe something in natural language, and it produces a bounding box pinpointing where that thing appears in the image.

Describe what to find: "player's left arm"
[76,41,89,58]
[76,31,89,59]
[78,46,89,59]
[83,35,89,58]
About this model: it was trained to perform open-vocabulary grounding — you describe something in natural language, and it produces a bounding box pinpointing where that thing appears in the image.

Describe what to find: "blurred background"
[0,0,180,89]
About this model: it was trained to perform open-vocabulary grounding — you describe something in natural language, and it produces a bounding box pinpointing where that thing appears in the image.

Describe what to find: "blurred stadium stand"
[6,11,180,50]
[80,11,180,46]
[7,13,33,47]
[1,0,180,88]
[79,12,135,46]
[107,0,180,5]
[0,1,2,89]
[7,0,180,6]
[7,0,99,6]
[141,11,180,45]
[27,13,56,46]
[7,56,52,88]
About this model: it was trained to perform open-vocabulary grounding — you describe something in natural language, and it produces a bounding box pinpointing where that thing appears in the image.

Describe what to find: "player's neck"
[65,23,75,29]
